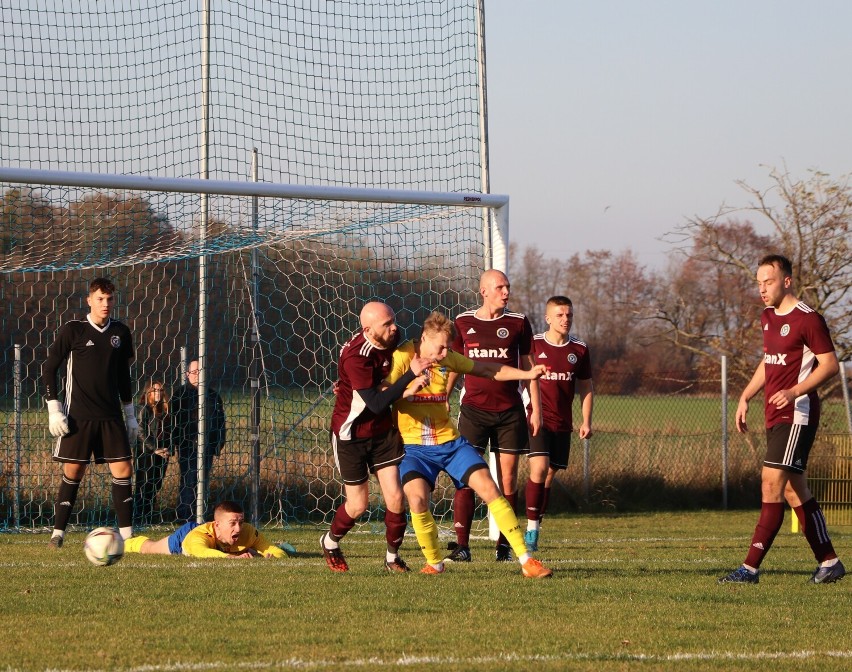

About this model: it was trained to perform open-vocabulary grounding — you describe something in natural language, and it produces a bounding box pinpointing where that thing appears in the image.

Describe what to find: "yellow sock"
[488,496,527,559]
[410,510,443,566]
[123,536,149,553]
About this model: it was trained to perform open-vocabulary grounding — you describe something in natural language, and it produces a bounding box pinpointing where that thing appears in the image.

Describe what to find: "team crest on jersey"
[496,327,509,339]
[567,353,578,364]
[780,324,790,337]
[110,336,121,348]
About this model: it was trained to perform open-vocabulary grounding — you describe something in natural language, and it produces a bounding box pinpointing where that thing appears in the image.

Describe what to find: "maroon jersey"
[531,333,592,432]
[452,309,533,413]
[330,330,398,440]
[761,301,834,428]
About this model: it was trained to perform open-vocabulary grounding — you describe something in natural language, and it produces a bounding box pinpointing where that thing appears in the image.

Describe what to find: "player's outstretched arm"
[469,361,546,381]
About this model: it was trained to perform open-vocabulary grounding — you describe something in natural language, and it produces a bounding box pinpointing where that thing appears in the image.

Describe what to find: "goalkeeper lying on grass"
[124,500,297,558]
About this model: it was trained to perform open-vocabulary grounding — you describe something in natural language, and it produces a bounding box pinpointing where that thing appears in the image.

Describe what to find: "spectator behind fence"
[171,360,226,522]
[134,380,172,526]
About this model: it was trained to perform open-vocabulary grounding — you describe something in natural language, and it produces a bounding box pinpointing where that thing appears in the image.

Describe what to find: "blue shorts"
[167,521,200,554]
[400,437,488,490]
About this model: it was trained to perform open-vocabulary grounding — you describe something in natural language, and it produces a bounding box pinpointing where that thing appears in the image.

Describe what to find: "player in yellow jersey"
[124,500,294,558]
[387,312,552,578]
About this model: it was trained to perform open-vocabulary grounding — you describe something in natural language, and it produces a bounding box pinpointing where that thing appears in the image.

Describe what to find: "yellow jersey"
[181,521,285,558]
[388,341,475,445]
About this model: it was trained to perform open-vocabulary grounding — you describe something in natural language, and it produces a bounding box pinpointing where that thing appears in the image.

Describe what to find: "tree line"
[508,167,852,393]
[2,166,850,399]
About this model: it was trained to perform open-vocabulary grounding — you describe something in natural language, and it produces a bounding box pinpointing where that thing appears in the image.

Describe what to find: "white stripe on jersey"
[338,390,368,440]
[358,339,377,358]
[793,343,815,425]
[65,354,74,414]
[532,333,588,348]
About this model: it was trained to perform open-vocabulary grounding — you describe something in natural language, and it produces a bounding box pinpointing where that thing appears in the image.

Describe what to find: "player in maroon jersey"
[321,301,433,573]
[523,296,594,551]
[42,277,138,548]
[720,254,844,584]
[444,269,543,562]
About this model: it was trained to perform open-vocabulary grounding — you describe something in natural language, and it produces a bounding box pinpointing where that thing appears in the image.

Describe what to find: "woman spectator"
[134,380,172,525]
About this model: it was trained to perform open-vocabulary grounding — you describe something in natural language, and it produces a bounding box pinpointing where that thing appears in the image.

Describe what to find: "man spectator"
[171,360,226,522]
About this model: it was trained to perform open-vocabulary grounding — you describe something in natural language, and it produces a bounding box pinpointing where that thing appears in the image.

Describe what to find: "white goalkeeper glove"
[47,400,70,438]
[124,403,139,445]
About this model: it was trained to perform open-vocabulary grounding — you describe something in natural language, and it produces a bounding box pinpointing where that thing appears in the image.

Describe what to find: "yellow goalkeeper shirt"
[181,522,285,558]
[388,341,475,445]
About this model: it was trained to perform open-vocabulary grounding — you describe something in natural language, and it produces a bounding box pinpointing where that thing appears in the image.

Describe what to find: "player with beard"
[720,254,844,584]
[522,296,593,551]
[444,269,542,562]
[321,301,433,573]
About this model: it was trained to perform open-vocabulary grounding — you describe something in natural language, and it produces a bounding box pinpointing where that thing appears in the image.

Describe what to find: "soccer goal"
[0,166,508,529]
[0,0,505,531]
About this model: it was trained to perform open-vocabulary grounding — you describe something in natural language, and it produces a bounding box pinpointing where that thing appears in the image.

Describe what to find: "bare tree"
[656,166,852,385]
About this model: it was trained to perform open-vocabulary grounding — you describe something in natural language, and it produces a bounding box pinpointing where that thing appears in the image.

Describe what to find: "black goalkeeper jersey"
[42,317,135,421]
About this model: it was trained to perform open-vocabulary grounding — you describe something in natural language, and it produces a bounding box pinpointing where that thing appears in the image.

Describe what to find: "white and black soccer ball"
[83,527,124,566]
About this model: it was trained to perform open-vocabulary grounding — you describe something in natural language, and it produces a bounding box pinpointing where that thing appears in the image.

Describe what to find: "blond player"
[388,312,552,578]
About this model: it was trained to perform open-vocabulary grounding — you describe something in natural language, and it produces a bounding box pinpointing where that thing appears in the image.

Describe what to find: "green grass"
[1,511,850,671]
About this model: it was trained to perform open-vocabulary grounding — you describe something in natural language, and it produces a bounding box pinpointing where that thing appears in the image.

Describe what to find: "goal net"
[0,0,505,531]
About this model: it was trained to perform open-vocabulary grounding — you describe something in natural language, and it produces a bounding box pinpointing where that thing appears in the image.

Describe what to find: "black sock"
[53,476,81,532]
[112,476,133,530]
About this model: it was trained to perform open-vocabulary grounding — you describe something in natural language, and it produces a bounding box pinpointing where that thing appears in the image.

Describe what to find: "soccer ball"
[83,527,124,566]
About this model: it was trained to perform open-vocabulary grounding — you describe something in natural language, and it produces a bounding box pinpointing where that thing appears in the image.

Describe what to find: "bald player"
[321,301,433,573]
[444,269,543,563]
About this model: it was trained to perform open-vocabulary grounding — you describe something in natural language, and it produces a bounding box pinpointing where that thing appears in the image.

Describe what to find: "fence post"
[14,344,22,529]
[583,437,591,503]
[721,355,728,510]
[840,361,852,435]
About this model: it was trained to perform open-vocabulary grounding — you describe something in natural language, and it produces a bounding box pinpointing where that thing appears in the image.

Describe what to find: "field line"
[27,649,852,671]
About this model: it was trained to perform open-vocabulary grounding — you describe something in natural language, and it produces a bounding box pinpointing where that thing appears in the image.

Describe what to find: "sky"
[484,0,852,269]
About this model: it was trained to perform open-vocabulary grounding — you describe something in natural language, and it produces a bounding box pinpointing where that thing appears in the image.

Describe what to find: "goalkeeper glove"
[124,403,139,445]
[47,400,70,437]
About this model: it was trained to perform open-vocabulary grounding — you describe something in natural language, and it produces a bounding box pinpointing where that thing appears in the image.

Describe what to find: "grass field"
[2,511,850,671]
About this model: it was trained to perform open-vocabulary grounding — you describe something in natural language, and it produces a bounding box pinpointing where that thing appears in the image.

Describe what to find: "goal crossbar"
[0,167,508,210]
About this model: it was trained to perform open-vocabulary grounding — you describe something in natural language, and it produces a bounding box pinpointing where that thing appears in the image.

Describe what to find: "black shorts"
[529,426,571,468]
[764,423,818,474]
[458,404,529,455]
[332,429,404,485]
[53,418,132,464]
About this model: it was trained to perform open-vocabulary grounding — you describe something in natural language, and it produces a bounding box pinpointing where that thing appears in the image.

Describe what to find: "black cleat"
[47,535,64,550]
[495,543,512,562]
[444,545,472,562]
[384,556,411,573]
[320,533,349,572]
[718,566,759,584]
[810,560,845,584]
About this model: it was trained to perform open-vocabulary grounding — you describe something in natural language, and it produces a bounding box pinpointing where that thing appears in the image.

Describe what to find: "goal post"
[0,167,508,529]
[1,0,504,533]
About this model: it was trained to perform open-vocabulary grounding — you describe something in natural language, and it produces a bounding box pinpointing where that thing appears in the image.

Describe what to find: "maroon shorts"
[528,426,571,468]
[764,423,818,474]
[331,429,404,485]
[458,404,530,455]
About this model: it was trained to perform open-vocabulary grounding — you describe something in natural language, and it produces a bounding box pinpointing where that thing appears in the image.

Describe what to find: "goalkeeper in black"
[42,277,138,547]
